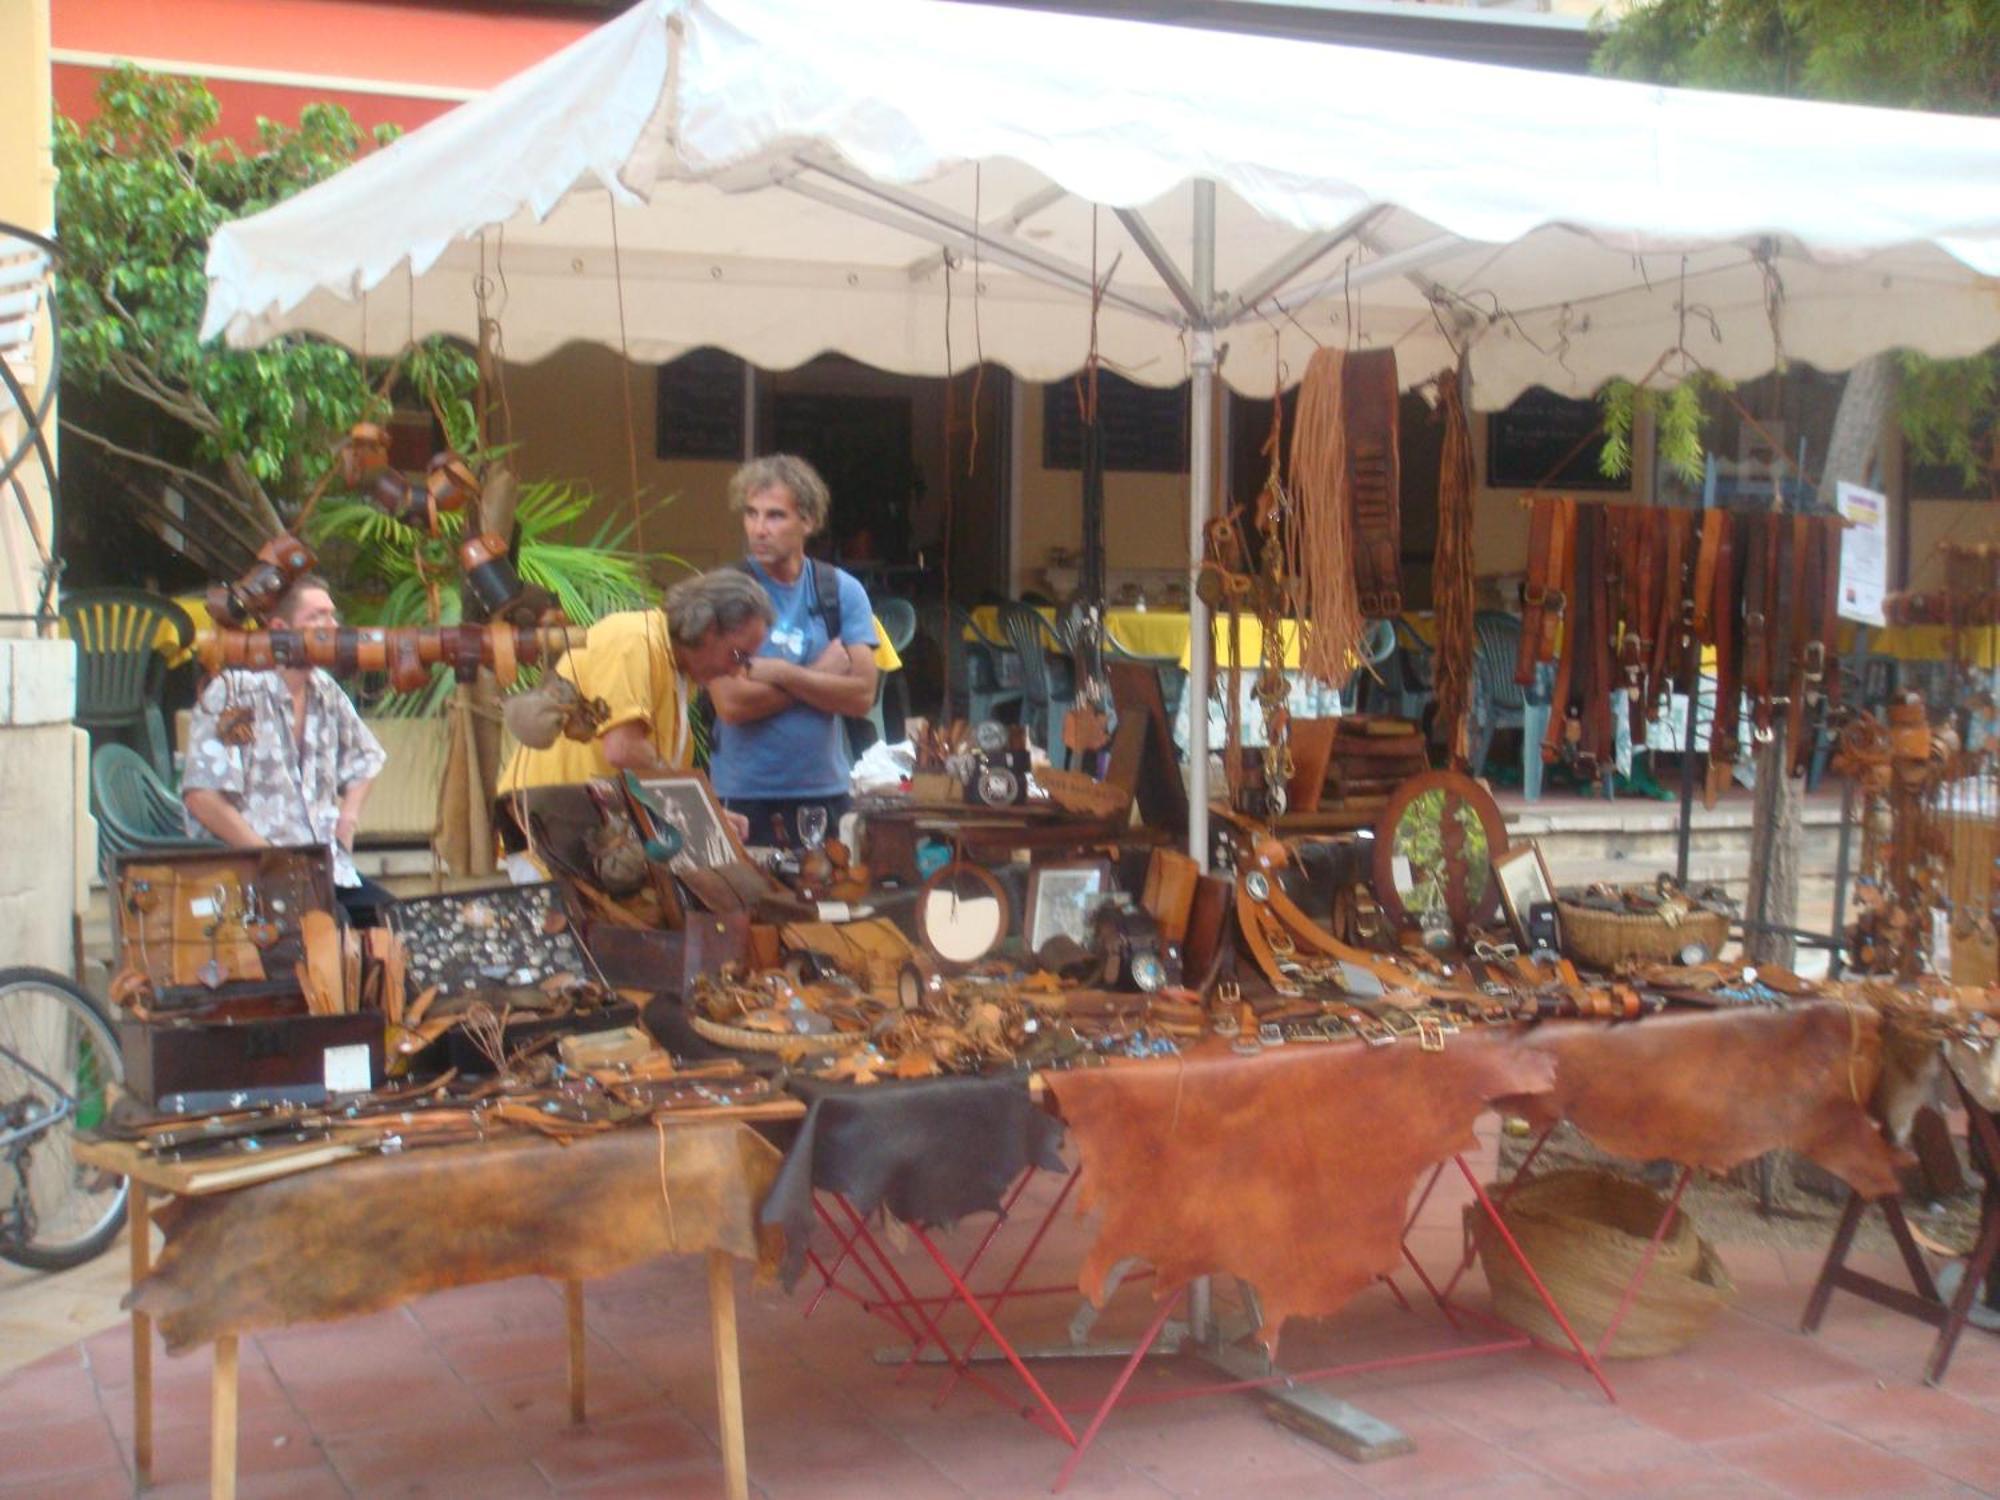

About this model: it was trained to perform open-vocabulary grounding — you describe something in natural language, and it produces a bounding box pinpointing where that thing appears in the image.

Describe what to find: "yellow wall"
[0,0,56,622]
[1012,378,1222,597]
[500,345,742,582]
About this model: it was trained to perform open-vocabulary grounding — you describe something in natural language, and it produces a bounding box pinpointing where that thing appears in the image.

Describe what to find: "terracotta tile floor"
[3,1136,1999,1498]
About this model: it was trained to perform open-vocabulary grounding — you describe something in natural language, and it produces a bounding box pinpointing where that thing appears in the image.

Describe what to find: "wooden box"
[119,1011,383,1112]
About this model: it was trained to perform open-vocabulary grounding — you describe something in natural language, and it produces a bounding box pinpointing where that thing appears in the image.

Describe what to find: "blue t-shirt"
[712,559,878,800]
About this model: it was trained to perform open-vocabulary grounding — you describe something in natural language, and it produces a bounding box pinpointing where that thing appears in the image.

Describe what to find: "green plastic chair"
[60,589,193,782]
[90,742,218,877]
[845,597,921,758]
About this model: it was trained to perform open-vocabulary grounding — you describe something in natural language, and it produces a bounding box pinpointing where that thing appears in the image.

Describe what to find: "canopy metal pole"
[1187,180,1217,870]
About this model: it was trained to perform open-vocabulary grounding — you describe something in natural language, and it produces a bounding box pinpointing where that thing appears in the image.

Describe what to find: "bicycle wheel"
[0,966,128,1271]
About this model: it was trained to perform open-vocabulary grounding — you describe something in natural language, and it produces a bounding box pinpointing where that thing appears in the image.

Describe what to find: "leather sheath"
[1499,1004,1904,1198]
[1046,1034,1556,1348]
[130,1125,783,1353]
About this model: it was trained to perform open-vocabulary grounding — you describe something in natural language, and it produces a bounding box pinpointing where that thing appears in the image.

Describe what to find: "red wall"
[53,0,597,139]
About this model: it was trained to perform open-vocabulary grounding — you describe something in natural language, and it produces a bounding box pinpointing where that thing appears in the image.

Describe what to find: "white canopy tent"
[200,0,2000,861]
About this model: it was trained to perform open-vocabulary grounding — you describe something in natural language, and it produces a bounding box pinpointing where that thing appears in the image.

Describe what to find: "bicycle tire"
[0,965,128,1271]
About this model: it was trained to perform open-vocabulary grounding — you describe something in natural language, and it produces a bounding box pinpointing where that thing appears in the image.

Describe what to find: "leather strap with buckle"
[1518,497,1557,686]
[1346,349,1403,618]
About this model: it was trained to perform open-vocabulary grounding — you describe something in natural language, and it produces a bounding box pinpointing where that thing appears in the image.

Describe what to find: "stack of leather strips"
[1518,499,1846,798]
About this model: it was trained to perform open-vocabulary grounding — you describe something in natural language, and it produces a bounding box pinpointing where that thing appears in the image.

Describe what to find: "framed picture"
[1494,842,1556,947]
[631,771,751,875]
[1024,859,1113,954]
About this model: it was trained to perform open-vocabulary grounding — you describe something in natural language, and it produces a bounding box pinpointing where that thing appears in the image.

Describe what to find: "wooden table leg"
[708,1251,748,1500]
[129,1182,152,1489]
[565,1279,587,1426]
[210,1335,238,1500]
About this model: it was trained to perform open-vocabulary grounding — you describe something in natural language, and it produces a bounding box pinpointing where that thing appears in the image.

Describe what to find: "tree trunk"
[1744,353,1899,967]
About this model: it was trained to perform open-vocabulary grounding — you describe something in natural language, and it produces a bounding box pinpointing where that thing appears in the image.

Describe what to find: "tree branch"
[119,479,253,577]
[59,417,269,531]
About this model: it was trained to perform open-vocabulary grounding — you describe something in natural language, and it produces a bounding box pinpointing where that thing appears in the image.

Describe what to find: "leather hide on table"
[130,1122,782,1353]
[1503,1003,1905,1198]
[764,1073,1068,1288]
[1046,1033,1556,1347]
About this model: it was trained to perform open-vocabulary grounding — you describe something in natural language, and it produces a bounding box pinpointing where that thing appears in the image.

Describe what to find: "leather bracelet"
[244,630,276,671]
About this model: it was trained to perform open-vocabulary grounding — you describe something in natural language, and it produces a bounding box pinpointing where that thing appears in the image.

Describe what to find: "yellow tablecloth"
[1179,617,1307,672]
[968,605,1192,663]
[1859,623,2000,664]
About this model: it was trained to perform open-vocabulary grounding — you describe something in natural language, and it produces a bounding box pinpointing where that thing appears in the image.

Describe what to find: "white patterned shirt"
[182,669,386,887]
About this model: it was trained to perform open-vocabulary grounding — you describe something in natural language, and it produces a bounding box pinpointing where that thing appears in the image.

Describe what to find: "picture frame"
[1494,842,1556,947]
[631,770,752,875]
[1024,859,1114,955]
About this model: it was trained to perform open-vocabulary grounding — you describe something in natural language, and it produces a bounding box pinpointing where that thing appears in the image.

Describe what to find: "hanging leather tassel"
[1432,364,1476,769]
[1285,348,1365,685]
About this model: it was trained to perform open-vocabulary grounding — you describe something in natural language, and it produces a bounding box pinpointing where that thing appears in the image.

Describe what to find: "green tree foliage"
[1596,0,2000,490]
[54,67,475,567]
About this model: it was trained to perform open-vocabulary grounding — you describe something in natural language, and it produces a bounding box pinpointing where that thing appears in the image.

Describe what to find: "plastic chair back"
[876,596,918,655]
[60,589,190,729]
[1472,611,1528,719]
[998,601,1064,712]
[90,742,218,873]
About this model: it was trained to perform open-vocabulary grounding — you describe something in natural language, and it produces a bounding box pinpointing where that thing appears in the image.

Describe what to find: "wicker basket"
[1557,900,1730,970]
[1467,1168,1734,1359]
[688,1013,865,1055]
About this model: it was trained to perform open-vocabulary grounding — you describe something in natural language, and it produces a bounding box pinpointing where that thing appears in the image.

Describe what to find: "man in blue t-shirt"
[707,453,880,848]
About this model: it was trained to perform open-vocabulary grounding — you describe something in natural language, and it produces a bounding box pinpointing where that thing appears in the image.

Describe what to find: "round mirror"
[1370,771,1508,933]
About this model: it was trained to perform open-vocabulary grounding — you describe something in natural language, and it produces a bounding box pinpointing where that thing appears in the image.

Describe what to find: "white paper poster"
[1836,481,1888,627]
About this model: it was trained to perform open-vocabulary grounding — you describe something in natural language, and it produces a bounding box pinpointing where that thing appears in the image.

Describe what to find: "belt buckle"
[1257,1022,1284,1048]
[1544,588,1568,615]
[1522,583,1547,609]
[1415,1015,1446,1053]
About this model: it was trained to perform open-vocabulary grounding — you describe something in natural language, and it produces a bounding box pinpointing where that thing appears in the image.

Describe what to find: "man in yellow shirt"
[500,569,774,793]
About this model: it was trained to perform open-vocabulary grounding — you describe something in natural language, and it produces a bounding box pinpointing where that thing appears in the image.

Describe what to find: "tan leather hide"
[130,1122,782,1353]
[1503,1004,1904,1198]
[1047,1033,1556,1348]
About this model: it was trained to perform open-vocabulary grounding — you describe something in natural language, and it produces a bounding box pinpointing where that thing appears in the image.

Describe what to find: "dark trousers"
[336,873,396,928]
[721,794,852,851]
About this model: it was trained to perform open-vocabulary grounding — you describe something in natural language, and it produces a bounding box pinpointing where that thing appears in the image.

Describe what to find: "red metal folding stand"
[1404,1132,1704,1398]
[797,1170,1087,1443]
[1040,1145,1648,1493]
[1802,1072,2000,1386]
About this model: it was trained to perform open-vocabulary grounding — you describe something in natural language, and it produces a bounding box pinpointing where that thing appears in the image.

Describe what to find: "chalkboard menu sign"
[1485,386,1628,491]
[655,348,746,460]
[1042,370,1188,473]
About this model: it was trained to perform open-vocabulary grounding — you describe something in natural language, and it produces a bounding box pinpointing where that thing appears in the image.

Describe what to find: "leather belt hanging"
[1786,513,1818,776]
[1541,499,1579,765]
[1345,350,1403,618]
[1742,513,1773,744]
[1517,498,1557,687]
[1766,511,1797,749]
[1647,509,1691,721]
[1705,512,1741,808]
[1585,506,1616,778]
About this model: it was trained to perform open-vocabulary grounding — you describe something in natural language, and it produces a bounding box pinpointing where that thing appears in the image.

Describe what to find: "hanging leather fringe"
[1433,364,1476,769]
[1284,348,1365,685]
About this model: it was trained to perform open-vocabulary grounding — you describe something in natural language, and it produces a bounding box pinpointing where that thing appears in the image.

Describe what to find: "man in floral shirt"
[182,575,390,924]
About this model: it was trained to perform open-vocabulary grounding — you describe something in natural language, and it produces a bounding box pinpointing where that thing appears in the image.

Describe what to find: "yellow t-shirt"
[498,611,690,792]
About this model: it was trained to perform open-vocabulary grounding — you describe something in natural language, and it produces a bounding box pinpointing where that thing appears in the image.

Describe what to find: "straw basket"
[1467,1168,1734,1359]
[1557,900,1729,970]
[688,1014,865,1055]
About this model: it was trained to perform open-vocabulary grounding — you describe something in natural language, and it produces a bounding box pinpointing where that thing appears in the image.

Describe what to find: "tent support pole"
[1187,180,1217,874]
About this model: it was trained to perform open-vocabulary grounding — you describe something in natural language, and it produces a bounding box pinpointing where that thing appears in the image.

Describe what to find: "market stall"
[106,0,2000,1492]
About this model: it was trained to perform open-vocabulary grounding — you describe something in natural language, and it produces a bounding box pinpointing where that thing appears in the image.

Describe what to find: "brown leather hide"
[1503,1004,1903,1198]
[130,1122,782,1353]
[1046,1033,1555,1347]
